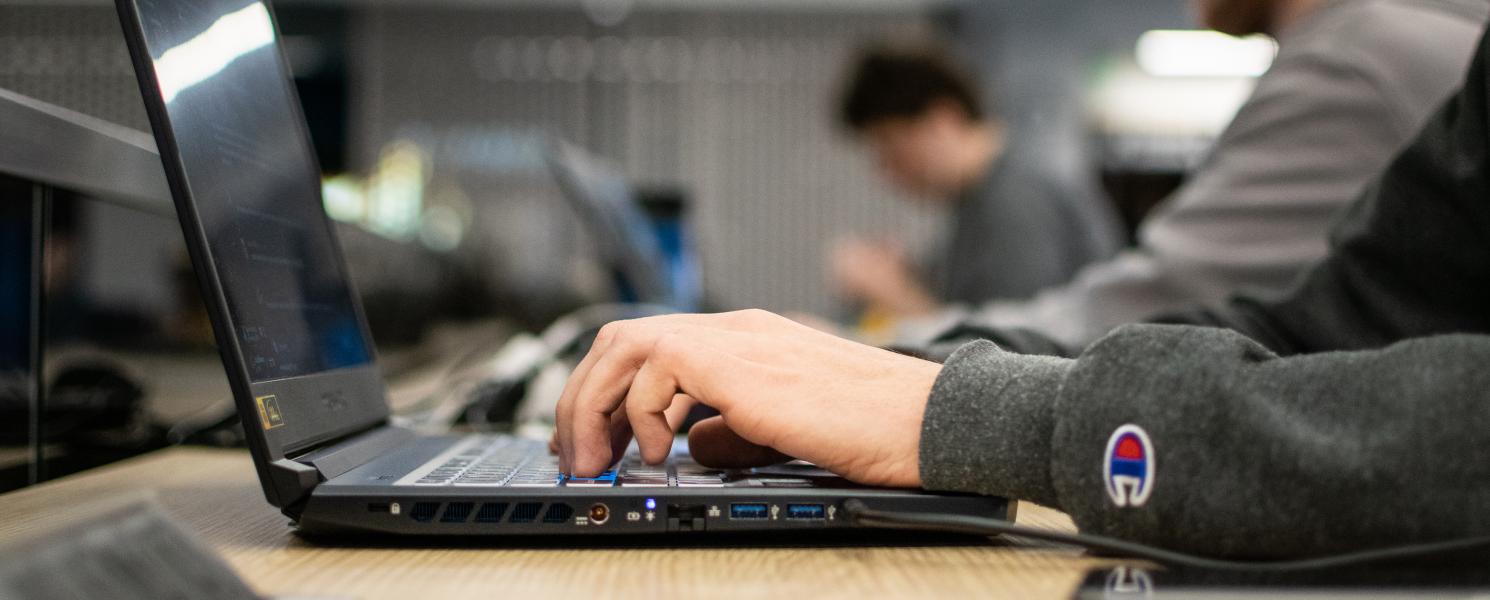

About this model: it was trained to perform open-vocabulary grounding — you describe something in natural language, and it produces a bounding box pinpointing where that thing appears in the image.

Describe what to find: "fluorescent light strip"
[1136,29,1276,78]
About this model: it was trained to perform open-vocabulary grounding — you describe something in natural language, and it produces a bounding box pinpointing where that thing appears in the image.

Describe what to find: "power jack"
[588,503,610,525]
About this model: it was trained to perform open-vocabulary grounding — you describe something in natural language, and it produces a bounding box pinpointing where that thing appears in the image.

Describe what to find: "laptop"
[544,141,678,309]
[115,0,1013,536]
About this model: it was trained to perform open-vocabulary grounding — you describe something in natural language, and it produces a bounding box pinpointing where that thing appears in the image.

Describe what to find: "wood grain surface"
[0,448,1125,599]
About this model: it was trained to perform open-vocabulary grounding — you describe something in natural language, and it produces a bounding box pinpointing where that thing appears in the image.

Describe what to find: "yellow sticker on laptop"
[256,395,285,430]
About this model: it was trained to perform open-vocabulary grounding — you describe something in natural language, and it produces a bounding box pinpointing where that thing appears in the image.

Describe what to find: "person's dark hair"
[838,42,986,132]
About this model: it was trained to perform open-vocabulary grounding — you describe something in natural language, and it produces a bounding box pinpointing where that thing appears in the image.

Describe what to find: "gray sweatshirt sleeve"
[918,24,1490,557]
[922,331,1490,558]
[912,0,1487,351]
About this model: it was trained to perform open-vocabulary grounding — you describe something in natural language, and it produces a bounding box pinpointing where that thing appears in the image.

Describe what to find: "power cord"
[841,499,1490,572]
[165,411,241,446]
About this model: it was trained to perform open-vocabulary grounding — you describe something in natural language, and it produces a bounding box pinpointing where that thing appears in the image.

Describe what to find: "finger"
[687,416,791,468]
[549,430,560,455]
[555,320,629,472]
[623,345,685,467]
[596,395,694,467]
[606,402,634,469]
[564,333,660,475]
[664,393,697,431]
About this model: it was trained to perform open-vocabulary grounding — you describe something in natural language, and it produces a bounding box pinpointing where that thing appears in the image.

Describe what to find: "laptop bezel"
[115,0,392,507]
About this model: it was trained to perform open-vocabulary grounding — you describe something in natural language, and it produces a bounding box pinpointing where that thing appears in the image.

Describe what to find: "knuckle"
[624,396,652,418]
[739,308,775,325]
[594,321,624,345]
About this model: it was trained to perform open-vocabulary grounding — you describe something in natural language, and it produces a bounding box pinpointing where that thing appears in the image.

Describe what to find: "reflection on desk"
[0,448,1120,599]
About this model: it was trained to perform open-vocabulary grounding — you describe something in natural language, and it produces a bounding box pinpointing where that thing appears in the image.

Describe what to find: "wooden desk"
[0,448,1117,599]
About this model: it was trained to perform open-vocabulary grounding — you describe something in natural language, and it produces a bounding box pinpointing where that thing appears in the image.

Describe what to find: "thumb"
[686,416,790,468]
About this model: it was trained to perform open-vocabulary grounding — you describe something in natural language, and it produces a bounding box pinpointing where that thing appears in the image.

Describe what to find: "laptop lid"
[116,0,391,505]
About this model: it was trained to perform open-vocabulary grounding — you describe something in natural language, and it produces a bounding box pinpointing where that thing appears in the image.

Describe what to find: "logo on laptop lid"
[1104,424,1154,508]
[256,395,285,430]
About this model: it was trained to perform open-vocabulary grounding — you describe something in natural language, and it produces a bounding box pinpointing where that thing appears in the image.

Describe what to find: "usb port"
[786,504,825,520]
[729,503,770,520]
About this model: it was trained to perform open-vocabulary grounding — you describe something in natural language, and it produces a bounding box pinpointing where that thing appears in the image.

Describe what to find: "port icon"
[785,504,826,520]
[729,503,770,520]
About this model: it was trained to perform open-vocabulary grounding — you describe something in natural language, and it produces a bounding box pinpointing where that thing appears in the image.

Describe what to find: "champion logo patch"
[1104,566,1154,597]
[1103,424,1154,508]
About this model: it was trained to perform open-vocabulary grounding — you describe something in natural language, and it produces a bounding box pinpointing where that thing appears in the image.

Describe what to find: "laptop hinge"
[266,426,414,510]
[268,459,319,510]
[293,425,417,482]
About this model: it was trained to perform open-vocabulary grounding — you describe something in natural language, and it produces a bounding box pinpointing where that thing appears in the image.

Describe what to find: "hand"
[829,237,939,318]
[553,309,942,488]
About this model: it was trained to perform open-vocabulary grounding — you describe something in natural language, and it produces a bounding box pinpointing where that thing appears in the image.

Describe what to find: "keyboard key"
[564,472,618,487]
[620,480,669,488]
[508,478,562,487]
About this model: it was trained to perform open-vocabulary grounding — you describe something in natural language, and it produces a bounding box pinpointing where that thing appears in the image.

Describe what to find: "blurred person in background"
[831,43,1123,328]
[911,0,1490,348]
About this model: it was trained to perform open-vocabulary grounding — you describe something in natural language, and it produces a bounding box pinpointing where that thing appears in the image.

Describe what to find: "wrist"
[899,360,942,488]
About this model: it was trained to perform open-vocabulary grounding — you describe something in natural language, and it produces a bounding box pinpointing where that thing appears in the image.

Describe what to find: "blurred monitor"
[0,176,37,488]
[0,178,33,389]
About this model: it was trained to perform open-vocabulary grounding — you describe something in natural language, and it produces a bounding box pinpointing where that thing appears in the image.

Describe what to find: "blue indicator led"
[645,498,657,511]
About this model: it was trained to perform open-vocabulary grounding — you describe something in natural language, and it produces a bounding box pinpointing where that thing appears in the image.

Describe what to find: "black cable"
[165,411,240,446]
[841,499,1490,572]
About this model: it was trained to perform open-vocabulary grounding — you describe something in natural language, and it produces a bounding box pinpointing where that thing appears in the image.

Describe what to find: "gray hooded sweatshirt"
[918,23,1490,559]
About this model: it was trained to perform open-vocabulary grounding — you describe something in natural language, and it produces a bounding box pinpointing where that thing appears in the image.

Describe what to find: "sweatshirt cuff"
[918,340,1072,507]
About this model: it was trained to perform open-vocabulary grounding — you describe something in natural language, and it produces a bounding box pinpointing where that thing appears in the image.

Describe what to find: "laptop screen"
[129,0,371,383]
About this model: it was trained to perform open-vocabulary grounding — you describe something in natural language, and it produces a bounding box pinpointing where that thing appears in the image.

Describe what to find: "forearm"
[920,327,1490,558]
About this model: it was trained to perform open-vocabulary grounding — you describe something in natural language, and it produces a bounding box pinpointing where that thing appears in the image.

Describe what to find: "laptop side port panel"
[296,491,1019,536]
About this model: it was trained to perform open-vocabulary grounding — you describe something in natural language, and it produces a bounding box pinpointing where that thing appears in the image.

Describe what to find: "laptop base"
[296,432,1014,537]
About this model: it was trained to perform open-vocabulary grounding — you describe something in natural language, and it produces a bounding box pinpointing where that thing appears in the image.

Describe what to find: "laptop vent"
[509,502,543,523]
[409,502,440,523]
[474,503,509,523]
[440,502,474,523]
[542,503,574,524]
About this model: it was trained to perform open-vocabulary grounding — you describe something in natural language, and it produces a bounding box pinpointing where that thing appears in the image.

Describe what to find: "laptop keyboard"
[401,435,727,488]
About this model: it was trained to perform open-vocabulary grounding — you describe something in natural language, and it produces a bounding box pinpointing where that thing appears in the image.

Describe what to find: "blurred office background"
[0,0,1269,488]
